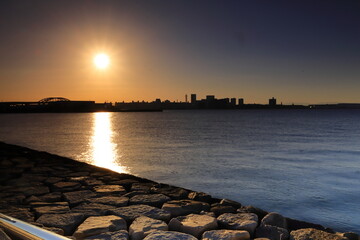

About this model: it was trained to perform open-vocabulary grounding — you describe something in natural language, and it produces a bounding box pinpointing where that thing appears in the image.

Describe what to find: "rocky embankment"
[0,142,358,240]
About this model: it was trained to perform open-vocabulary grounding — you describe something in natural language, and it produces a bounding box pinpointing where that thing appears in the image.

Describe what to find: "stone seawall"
[0,142,358,240]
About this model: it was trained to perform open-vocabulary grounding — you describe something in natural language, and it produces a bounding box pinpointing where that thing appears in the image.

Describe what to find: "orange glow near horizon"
[91,112,127,173]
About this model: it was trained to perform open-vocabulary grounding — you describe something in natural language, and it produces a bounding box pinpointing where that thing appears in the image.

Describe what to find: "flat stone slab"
[33,204,70,217]
[290,228,347,240]
[87,196,129,207]
[36,213,85,236]
[162,199,210,217]
[0,206,34,222]
[73,215,127,239]
[129,194,171,207]
[202,230,250,240]
[150,186,189,200]
[129,216,168,240]
[71,203,117,217]
[109,204,171,223]
[218,213,258,235]
[131,183,154,192]
[93,185,127,195]
[169,213,218,238]
[143,230,197,240]
[52,181,82,192]
[45,177,63,184]
[11,186,50,196]
[63,190,98,206]
[84,230,129,240]
[37,192,62,202]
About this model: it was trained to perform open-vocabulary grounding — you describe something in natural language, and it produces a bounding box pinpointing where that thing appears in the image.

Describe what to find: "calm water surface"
[0,110,359,233]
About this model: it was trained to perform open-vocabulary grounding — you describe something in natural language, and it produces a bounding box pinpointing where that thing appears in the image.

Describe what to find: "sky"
[0,0,359,104]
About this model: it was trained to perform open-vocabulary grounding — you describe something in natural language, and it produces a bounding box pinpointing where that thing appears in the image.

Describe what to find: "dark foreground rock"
[0,142,358,240]
[290,228,347,240]
[143,230,197,240]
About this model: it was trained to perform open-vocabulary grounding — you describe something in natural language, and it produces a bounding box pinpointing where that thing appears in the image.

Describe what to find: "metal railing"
[0,213,71,240]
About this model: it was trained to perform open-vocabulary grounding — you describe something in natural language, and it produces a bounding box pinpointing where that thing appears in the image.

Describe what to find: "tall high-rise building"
[191,94,197,104]
[230,98,236,105]
[238,98,244,105]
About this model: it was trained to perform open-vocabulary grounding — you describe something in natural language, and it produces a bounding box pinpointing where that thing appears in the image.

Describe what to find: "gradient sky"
[1,0,359,104]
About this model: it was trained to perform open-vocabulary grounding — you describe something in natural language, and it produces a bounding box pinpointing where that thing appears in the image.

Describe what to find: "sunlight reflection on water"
[91,112,127,173]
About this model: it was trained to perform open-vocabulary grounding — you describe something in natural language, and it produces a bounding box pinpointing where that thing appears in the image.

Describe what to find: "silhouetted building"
[238,98,244,105]
[230,98,236,105]
[191,94,197,104]
[206,95,215,101]
[269,97,277,106]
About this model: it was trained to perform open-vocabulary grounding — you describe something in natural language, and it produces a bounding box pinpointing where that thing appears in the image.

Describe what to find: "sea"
[0,109,359,233]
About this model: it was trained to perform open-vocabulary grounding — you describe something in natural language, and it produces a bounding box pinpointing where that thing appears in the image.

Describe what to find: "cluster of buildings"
[2,94,359,113]
[114,94,305,111]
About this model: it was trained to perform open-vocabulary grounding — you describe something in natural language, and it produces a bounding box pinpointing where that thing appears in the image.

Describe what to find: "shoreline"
[0,141,358,240]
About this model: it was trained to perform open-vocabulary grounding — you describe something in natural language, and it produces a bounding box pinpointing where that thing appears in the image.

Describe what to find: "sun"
[93,53,110,69]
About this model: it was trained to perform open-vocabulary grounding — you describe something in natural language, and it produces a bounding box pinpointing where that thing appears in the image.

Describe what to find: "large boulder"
[73,215,127,239]
[143,231,197,240]
[162,200,210,217]
[210,203,237,216]
[218,213,258,235]
[188,191,212,203]
[109,204,171,223]
[129,194,171,207]
[36,213,85,235]
[285,217,327,232]
[129,216,168,240]
[202,230,250,240]
[261,212,287,229]
[168,213,218,238]
[238,206,268,221]
[220,199,242,209]
[290,228,347,240]
[84,230,129,240]
[255,225,289,240]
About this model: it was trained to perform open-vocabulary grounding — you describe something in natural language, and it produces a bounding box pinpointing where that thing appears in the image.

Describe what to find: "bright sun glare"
[93,53,110,69]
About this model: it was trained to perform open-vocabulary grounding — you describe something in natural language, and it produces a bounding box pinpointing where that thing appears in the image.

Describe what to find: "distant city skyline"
[1,1,359,104]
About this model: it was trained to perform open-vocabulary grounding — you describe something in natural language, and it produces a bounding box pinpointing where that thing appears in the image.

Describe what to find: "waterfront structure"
[269,97,277,106]
[0,97,104,113]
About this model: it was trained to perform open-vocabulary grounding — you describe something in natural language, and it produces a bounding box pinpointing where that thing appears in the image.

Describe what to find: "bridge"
[38,97,70,103]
